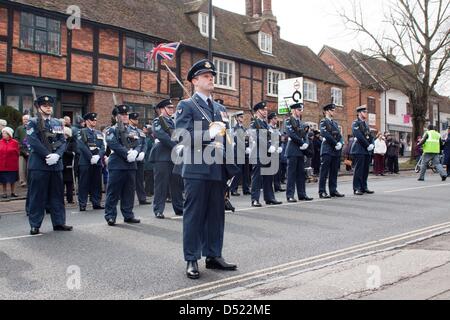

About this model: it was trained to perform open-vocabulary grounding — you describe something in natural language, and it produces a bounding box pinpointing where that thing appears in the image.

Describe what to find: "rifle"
[112,93,136,150]
[289,116,307,140]
[32,86,62,152]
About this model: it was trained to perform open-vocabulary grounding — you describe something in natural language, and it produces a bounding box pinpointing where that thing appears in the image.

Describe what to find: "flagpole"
[208,0,213,61]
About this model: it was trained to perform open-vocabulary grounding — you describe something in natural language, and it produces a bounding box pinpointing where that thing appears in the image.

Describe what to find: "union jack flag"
[147,42,181,63]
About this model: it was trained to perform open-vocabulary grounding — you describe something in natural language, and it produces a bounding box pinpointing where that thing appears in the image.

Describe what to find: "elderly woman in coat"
[0,127,20,198]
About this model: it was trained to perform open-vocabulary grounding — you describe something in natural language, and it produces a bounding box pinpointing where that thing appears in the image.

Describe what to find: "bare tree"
[340,0,449,158]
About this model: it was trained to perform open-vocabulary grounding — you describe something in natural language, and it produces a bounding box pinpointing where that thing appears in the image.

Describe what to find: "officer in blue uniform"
[128,112,150,205]
[249,102,283,207]
[176,59,237,280]
[26,95,73,235]
[230,111,251,196]
[76,112,106,211]
[350,106,375,195]
[285,103,314,202]
[318,104,345,198]
[104,105,141,226]
[150,98,183,219]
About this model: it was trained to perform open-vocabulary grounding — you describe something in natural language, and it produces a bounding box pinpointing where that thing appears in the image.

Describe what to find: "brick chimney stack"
[263,0,273,16]
[252,0,262,17]
[245,0,254,17]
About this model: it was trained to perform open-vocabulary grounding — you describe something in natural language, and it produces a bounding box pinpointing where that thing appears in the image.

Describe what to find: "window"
[20,12,61,55]
[303,81,317,102]
[389,99,397,115]
[406,103,412,115]
[331,87,343,106]
[367,97,376,114]
[198,13,215,38]
[267,70,285,96]
[213,58,235,90]
[259,32,272,54]
[125,37,156,71]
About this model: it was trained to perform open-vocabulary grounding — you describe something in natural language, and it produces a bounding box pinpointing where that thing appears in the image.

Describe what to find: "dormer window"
[259,31,272,54]
[199,12,215,38]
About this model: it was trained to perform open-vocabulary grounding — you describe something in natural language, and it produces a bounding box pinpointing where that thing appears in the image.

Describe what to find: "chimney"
[252,0,262,17]
[245,0,254,17]
[263,0,273,16]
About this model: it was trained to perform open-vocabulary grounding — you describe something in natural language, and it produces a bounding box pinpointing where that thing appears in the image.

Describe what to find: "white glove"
[209,122,226,138]
[335,142,343,151]
[154,139,160,144]
[268,145,276,154]
[90,155,101,165]
[127,150,139,163]
[367,144,375,152]
[45,153,60,166]
[300,143,309,150]
[136,152,145,162]
[245,147,252,155]
[277,147,283,154]
[175,145,184,156]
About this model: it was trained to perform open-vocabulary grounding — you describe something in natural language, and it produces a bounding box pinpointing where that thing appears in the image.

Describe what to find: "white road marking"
[146,221,450,300]
[384,183,448,193]
[0,234,43,241]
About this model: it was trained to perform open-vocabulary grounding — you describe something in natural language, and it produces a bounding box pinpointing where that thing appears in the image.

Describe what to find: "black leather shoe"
[30,227,40,235]
[231,192,241,196]
[287,198,297,203]
[107,219,116,226]
[124,218,141,224]
[299,196,313,201]
[155,213,165,219]
[442,176,447,182]
[319,192,331,199]
[186,261,200,279]
[243,191,251,195]
[252,201,262,207]
[330,192,345,198]
[354,190,364,195]
[275,188,286,192]
[93,205,105,210]
[53,225,73,231]
[175,212,183,216]
[139,200,152,205]
[266,200,282,205]
[205,257,237,271]
[80,206,86,212]
[417,178,425,181]
[363,190,375,194]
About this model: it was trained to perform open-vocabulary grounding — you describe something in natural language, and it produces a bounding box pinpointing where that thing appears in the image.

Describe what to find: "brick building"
[0,0,346,133]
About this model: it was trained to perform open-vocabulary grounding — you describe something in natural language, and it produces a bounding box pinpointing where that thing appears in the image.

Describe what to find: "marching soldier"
[268,112,286,193]
[351,106,375,195]
[176,59,237,280]
[76,113,105,211]
[26,95,72,235]
[249,102,283,207]
[104,105,141,226]
[318,104,345,198]
[150,99,183,219]
[230,111,251,196]
[285,103,314,203]
[128,113,150,205]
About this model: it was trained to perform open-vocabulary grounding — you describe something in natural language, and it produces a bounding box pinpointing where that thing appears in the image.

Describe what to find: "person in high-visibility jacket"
[417,124,447,181]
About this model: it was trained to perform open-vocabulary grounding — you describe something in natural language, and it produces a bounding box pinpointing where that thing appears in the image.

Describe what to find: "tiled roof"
[11,0,346,86]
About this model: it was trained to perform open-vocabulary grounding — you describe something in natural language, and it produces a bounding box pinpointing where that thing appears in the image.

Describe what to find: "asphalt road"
[0,172,449,300]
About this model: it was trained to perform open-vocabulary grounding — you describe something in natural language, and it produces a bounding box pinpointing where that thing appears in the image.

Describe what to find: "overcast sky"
[212,0,449,96]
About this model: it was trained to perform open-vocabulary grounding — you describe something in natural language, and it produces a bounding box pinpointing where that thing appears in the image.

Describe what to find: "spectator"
[415,136,423,163]
[443,126,450,177]
[399,138,405,156]
[312,130,322,176]
[63,127,76,204]
[64,116,72,128]
[14,114,30,187]
[386,133,400,174]
[373,132,387,176]
[343,135,354,172]
[0,119,7,130]
[143,124,155,197]
[0,127,20,198]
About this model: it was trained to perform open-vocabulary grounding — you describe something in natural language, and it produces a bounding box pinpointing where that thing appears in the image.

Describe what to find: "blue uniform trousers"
[104,170,136,221]
[353,155,371,191]
[153,162,183,215]
[183,179,225,261]
[135,162,146,202]
[251,164,276,202]
[286,156,306,199]
[78,165,102,207]
[319,155,340,194]
[230,163,250,193]
[28,170,66,228]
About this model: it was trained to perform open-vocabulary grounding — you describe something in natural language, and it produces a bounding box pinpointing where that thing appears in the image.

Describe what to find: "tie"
[45,119,50,129]
[207,98,215,121]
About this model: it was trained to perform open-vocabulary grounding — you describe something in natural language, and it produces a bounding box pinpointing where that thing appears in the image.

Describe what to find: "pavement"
[1,170,449,300]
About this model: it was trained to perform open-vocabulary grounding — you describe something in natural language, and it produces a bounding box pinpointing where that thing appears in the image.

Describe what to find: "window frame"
[258,31,273,54]
[331,87,343,106]
[267,69,285,97]
[124,36,157,71]
[303,80,318,102]
[389,99,397,115]
[19,12,61,56]
[367,97,376,114]
[213,57,235,90]
[198,12,216,38]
